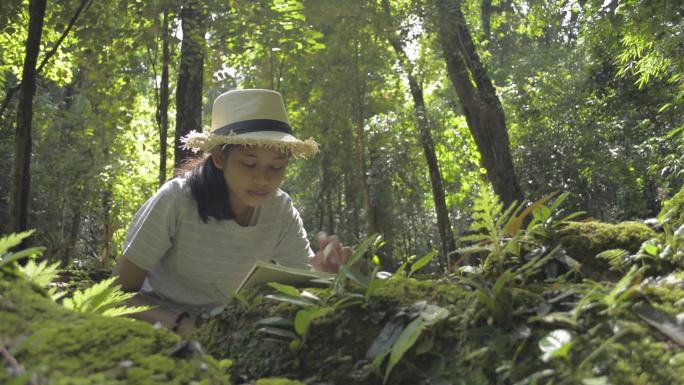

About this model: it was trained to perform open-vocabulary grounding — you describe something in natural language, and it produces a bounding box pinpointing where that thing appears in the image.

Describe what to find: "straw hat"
[181,89,319,158]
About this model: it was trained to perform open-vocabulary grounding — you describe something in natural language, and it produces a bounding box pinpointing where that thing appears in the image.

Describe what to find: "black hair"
[175,147,234,223]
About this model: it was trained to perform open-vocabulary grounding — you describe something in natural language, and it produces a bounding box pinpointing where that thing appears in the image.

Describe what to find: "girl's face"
[213,146,289,213]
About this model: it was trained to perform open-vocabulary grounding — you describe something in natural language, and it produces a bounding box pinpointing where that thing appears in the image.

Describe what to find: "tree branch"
[0,344,38,385]
[0,0,93,123]
[35,0,93,75]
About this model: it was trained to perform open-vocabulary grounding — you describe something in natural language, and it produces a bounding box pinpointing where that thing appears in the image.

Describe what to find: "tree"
[174,0,206,169]
[9,0,47,235]
[156,11,172,185]
[7,0,92,237]
[381,0,456,267]
[428,0,524,208]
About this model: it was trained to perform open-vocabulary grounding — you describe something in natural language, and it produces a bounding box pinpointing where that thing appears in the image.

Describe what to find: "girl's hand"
[311,231,352,273]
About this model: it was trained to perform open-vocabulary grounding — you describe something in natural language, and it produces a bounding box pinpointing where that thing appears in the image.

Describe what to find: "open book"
[236,261,335,294]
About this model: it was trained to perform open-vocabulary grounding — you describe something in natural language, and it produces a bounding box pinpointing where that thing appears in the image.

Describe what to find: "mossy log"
[0,274,232,385]
[553,221,655,276]
[197,277,684,385]
[660,186,684,229]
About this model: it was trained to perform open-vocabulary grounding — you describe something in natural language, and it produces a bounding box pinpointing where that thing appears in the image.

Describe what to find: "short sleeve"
[121,180,181,271]
[273,195,315,268]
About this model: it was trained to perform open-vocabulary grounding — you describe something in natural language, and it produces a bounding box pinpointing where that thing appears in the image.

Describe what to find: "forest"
[1,0,684,384]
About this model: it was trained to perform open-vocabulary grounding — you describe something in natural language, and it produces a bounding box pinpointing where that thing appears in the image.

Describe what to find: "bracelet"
[171,312,189,332]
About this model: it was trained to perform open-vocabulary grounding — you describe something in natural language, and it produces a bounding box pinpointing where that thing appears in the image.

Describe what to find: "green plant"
[456,187,584,280]
[0,230,45,270]
[364,301,449,383]
[256,235,382,347]
[61,276,150,317]
[19,259,66,301]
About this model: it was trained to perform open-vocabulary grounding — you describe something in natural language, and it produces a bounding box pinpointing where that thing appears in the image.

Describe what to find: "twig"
[0,344,38,385]
[0,0,93,122]
[35,0,93,75]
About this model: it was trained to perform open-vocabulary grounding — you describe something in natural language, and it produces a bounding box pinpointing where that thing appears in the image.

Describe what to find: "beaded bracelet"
[171,312,189,332]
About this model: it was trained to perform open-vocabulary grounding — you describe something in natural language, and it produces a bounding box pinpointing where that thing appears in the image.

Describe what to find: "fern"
[20,259,61,287]
[462,185,504,244]
[596,249,631,271]
[0,230,34,255]
[0,230,45,269]
[62,277,151,317]
[19,259,67,301]
[458,185,524,274]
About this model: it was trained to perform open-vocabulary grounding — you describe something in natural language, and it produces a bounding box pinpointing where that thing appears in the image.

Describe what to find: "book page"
[236,261,335,293]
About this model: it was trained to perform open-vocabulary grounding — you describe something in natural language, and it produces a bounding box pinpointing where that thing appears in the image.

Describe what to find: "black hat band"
[214,119,293,136]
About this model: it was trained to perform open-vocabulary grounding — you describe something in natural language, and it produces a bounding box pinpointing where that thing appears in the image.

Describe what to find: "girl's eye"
[241,162,256,168]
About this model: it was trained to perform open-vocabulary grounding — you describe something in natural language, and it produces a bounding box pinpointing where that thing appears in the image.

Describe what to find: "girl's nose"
[253,168,271,184]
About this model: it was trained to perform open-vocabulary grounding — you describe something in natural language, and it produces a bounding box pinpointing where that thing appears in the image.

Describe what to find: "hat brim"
[181,130,320,159]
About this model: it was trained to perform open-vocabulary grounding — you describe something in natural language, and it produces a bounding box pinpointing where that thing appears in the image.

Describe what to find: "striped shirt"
[122,178,314,312]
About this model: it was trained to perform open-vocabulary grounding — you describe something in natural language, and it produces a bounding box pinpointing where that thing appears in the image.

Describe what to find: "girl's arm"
[112,257,194,337]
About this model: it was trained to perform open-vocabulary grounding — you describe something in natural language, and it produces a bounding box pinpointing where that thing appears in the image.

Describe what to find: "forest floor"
[2,189,684,384]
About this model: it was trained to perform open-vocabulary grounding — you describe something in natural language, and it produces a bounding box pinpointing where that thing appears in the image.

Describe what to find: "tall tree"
[174,0,206,168]
[7,0,91,236]
[381,0,456,267]
[9,0,47,235]
[157,11,171,185]
[429,0,524,207]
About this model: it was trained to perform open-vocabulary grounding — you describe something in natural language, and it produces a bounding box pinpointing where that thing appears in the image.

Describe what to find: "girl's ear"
[211,147,226,170]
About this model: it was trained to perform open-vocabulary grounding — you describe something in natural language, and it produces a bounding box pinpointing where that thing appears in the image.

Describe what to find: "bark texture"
[382,0,456,268]
[9,0,47,235]
[174,0,206,168]
[158,11,170,185]
[432,0,524,207]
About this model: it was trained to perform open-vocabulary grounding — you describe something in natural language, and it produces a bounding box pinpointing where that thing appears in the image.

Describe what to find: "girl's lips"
[249,190,269,197]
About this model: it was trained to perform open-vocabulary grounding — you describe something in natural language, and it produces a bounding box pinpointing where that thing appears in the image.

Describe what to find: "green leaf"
[61,277,148,317]
[264,293,314,307]
[409,251,437,277]
[582,377,610,385]
[0,247,45,268]
[257,327,298,339]
[268,282,301,297]
[257,317,293,327]
[493,270,514,297]
[367,320,404,360]
[341,264,370,287]
[365,276,383,301]
[0,230,34,256]
[20,259,61,287]
[643,243,660,257]
[384,317,425,383]
[419,304,449,326]
[347,234,381,266]
[294,306,332,337]
[539,329,573,362]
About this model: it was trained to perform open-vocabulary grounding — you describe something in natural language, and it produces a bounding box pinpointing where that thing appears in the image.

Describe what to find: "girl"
[113,89,351,337]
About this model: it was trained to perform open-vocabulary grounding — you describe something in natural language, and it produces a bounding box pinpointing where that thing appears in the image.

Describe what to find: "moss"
[554,221,655,276]
[660,186,684,229]
[255,378,304,385]
[0,274,231,385]
[197,278,541,384]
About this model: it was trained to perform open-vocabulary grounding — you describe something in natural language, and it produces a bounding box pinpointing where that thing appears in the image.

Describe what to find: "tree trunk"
[158,11,170,185]
[352,39,372,235]
[432,0,524,208]
[9,0,47,236]
[381,0,456,269]
[481,0,492,41]
[174,0,205,168]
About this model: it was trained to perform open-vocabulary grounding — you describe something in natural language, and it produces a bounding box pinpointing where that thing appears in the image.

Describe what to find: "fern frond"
[0,230,35,256]
[62,277,150,317]
[20,259,61,287]
[596,249,631,271]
